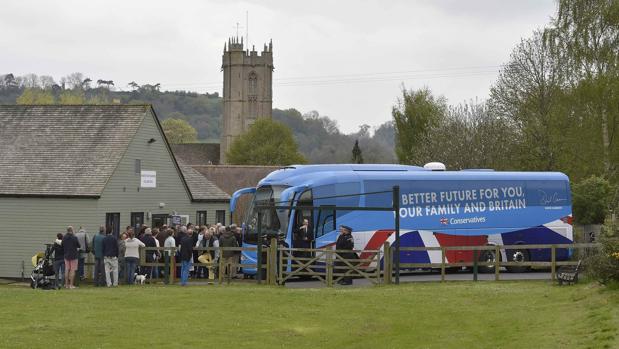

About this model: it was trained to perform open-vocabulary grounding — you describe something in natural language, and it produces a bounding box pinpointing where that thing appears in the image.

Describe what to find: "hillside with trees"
[0,73,396,164]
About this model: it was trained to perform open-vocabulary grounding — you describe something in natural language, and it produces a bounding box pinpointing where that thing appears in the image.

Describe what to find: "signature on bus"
[538,190,567,205]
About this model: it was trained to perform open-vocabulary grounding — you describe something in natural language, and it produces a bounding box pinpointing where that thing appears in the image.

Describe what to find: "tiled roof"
[191,165,280,195]
[178,161,230,201]
[0,105,148,197]
[171,143,220,165]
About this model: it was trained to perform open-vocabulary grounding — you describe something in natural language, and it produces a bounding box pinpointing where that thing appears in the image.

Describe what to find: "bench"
[556,260,582,285]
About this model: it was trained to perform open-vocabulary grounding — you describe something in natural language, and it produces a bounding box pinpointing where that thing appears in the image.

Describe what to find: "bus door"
[315,205,337,250]
[292,190,314,247]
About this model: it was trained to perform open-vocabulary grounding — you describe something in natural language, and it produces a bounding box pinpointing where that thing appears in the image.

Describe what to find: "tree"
[351,140,364,164]
[16,88,54,104]
[2,73,17,89]
[572,176,615,224]
[489,30,568,171]
[81,78,92,90]
[59,90,85,104]
[62,72,86,90]
[551,0,619,178]
[96,79,114,89]
[161,118,197,144]
[39,75,56,89]
[427,100,518,171]
[392,87,446,164]
[226,118,307,165]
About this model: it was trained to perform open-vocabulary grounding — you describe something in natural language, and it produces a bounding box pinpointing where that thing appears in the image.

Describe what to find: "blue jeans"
[125,257,139,284]
[53,260,64,289]
[180,260,192,286]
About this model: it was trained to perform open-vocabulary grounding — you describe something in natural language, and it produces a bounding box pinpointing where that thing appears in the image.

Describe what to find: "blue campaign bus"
[231,164,573,275]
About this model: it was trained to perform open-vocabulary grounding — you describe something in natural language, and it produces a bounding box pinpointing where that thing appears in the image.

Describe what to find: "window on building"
[134,159,141,174]
[131,212,144,231]
[196,211,207,226]
[248,72,258,96]
[216,210,226,225]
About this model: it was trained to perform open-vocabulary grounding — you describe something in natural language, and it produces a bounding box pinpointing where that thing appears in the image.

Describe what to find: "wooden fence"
[390,242,599,283]
[130,242,598,286]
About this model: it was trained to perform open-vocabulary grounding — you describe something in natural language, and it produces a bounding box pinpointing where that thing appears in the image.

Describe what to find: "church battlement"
[223,37,273,64]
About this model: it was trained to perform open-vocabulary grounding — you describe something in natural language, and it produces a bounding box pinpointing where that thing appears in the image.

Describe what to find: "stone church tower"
[220,36,274,164]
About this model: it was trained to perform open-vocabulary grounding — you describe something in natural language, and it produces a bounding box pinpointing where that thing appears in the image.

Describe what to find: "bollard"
[441,248,446,282]
[495,245,500,281]
[473,249,478,281]
[164,253,170,285]
[383,242,391,285]
[551,245,556,282]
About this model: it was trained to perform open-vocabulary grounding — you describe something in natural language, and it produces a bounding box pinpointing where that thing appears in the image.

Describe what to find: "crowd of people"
[50,222,243,289]
[49,220,358,289]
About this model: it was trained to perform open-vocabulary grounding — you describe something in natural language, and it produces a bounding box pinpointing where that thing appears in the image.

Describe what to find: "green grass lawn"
[0,281,617,349]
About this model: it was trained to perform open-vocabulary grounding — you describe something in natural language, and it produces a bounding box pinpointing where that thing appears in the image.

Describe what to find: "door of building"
[105,213,120,238]
[131,212,145,231]
[152,214,169,229]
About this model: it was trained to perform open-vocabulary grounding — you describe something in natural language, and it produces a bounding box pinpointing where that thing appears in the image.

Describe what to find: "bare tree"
[39,75,56,89]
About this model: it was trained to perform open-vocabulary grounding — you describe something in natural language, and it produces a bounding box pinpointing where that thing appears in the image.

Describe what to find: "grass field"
[0,281,617,349]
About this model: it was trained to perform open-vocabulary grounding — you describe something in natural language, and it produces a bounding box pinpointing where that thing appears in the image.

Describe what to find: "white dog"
[134,273,147,285]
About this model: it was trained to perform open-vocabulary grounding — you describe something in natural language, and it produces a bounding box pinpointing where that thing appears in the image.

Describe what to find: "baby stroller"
[30,244,56,289]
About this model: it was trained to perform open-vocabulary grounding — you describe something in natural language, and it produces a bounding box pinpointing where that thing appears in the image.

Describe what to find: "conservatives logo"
[440,217,449,225]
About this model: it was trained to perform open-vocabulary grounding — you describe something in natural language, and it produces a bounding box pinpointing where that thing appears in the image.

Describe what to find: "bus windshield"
[243,185,290,244]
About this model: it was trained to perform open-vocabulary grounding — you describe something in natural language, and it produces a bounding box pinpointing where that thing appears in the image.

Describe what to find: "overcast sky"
[1,0,556,133]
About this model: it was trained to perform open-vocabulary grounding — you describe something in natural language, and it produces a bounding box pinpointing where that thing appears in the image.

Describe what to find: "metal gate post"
[551,245,556,281]
[473,249,478,281]
[256,210,263,284]
[393,186,400,285]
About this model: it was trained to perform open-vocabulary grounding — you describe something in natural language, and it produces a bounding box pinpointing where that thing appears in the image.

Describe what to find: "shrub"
[572,176,614,225]
[586,216,619,284]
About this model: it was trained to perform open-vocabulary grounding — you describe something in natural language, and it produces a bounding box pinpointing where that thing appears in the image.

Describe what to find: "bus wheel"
[505,248,530,273]
[479,249,499,273]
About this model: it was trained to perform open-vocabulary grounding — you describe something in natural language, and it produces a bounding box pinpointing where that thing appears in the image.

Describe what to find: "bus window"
[316,207,336,238]
[296,189,313,229]
[243,185,289,244]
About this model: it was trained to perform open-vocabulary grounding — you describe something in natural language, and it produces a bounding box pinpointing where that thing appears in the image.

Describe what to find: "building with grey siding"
[0,105,230,278]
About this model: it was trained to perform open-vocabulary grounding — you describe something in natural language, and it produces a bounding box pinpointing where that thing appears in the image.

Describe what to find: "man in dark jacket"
[179,230,194,286]
[335,225,355,285]
[102,229,119,287]
[62,226,80,289]
[293,218,313,261]
[140,228,157,279]
[92,226,106,287]
[219,226,239,280]
[52,233,64,290]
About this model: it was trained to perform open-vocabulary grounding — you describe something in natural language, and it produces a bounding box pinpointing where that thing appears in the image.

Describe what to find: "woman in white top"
[124,230,145,284]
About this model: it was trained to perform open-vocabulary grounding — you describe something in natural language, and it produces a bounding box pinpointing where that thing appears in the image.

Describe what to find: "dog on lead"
[134,273,147,285]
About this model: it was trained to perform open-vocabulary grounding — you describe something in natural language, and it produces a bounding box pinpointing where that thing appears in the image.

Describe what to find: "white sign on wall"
[140,170,156,188]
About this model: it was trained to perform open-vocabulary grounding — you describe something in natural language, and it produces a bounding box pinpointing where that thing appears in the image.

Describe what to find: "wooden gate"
[278,247,383,286]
